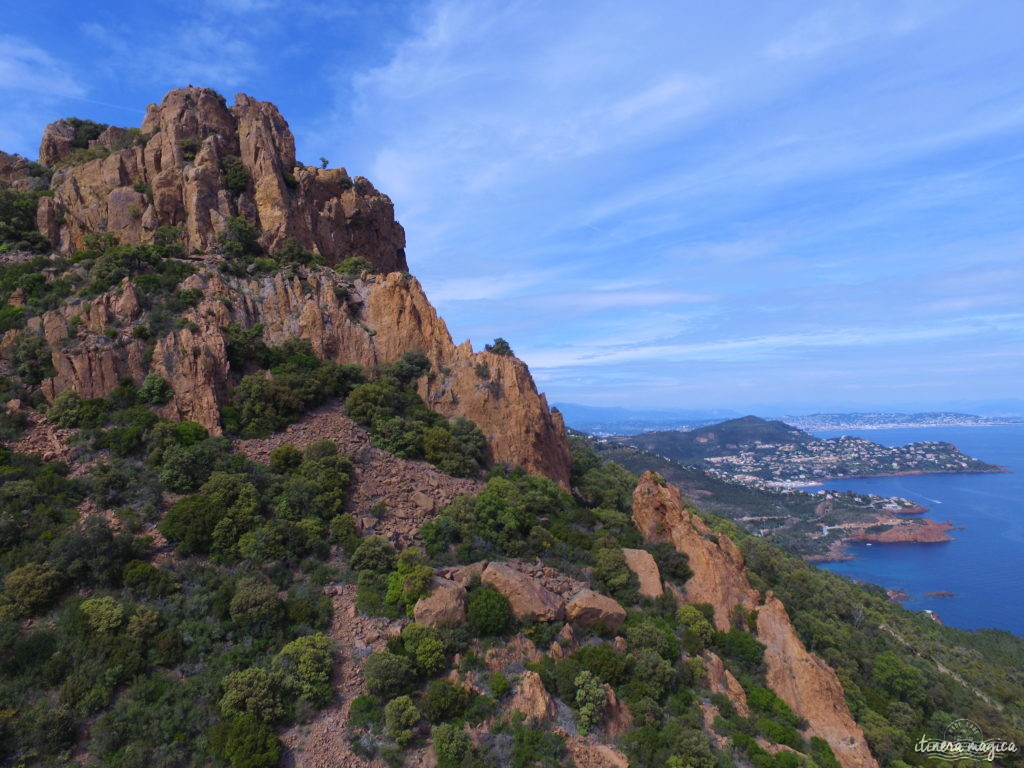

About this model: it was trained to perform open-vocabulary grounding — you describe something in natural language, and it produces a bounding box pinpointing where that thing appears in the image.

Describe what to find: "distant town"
[782,411,1024,430]
[701,435,1002,484]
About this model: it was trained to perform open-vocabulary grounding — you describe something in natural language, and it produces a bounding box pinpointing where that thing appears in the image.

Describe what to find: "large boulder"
[481,562,564,622]
[508,670,558,721]
[565,589,626,630]
[413,577,466,628]
[621,548,663,598]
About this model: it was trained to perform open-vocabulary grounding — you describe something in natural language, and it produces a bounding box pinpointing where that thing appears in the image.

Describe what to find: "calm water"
[810,425,1024,636]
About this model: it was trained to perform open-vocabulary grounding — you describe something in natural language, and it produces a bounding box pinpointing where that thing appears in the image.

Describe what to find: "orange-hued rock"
[508,670,558,721]
[851,518,953,544]
[621,547,663,598]
[413,577,466,628]
[0,151,47,191]
[481,562,564,622]
[602,684,633,738]
[702,651,750,718]
[630,472,879,768]
[37,87,407,273]
[758,594,878,768]
[557,730,630,768]
[565,589,626,630]
[631,472,757,631]
[12,265,571,487]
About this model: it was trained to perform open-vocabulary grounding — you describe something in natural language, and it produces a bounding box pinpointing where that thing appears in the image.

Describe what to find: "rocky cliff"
[631,472,878,768]
[36,87,406,272]
[1,86,572,487]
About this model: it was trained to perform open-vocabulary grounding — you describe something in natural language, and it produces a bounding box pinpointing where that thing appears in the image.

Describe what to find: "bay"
[810,425,1024,636]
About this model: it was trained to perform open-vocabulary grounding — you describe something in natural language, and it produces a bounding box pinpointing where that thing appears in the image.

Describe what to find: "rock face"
[630,472,879,768]
[481,562,564,622]
[703,651,750,718]
[508,670,558,721]
[37,87,407,272]
[565,589,626,630]
[13,266,570,487]
[851,518,953,543]
[0,151,48,191]
[621,548,663,598]
[413,577,466,628]
[631,472,756,631]
[759,594,878,768]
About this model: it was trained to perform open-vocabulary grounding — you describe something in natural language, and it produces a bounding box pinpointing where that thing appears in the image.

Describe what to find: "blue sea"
[809,425,1024,636]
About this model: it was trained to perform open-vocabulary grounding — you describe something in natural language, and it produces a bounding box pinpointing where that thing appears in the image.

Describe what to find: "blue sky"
[3,1,1024,413]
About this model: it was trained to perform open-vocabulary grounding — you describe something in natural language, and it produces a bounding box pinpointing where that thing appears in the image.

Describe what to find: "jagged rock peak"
[35,86,407,272]
[630,472,879,768]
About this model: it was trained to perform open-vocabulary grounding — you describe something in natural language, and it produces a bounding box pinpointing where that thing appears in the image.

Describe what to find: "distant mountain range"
[555,402,1023,435]
[782,412,1024,430]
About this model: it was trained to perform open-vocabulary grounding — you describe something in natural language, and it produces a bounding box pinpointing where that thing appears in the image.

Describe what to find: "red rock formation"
[630,472,879,768]
[631,472,757,631]
[481,562,564,622]
[565,589,626,630]
[508,670,558,721]
[413,577,467,628]
[759,594,878,768]
[702,651,750,718]
[37,87,407,272]
[8,264,571,487]
[621,547,663,598]
[851,518,953,543]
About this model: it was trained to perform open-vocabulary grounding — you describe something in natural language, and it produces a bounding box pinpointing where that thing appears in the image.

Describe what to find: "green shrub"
[3,562,61,613]
[219,216,261,261]
[677,604,715,654]
[81,596,124,633]
[351,536,397,574]
[490,671,511,698]
[420,678,470,723]
[222,155,249,193]
[399,623,446,676]
[229,578,283,626]
[593,547,639,604]
[384,695,419,745]
[363,651,415,698]
[219,667,286,723]
[274,633,334,707]
[269,444,303,474]
[273,237,321,266]
[210,713,282,768]
[386,547,433,615]
[138,373,172,404]
[329,514,360,556]
[574,670,606,735]
[713,629,765,672]
[484,337,513,355]
[348,694,384,729]
[625,620,679,662]
[11,331,54,384]
[572,644,628,686]
[337,256,372,278]
[467,585,511,637]
[433,722,472,768]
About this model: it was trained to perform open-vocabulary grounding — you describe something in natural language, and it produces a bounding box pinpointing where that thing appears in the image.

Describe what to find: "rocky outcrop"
[508,670,558,721]
[481,562,564,622]
[759,594,878,768]
[413,577,466,628]
[621,547,663,598]
[16,266,571,487]
[37,87,407,272]
[557,731,629,768]
[630,472,879,768]
[850,518,953,544]
[565,589,626,630]
[0,151,48,191]
[602,684,633,738]
[702,651,750,717]
[631,472,756,631]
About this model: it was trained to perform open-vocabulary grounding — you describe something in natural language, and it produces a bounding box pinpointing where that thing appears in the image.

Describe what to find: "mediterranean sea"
[810,425,1024,636]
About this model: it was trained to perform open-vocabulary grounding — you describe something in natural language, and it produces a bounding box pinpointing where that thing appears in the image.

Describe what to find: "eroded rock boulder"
[413,577,466,628]
[565,589,626,630]
[508,670,558,721]
[621,547,663,598]
[481,562,564,622]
